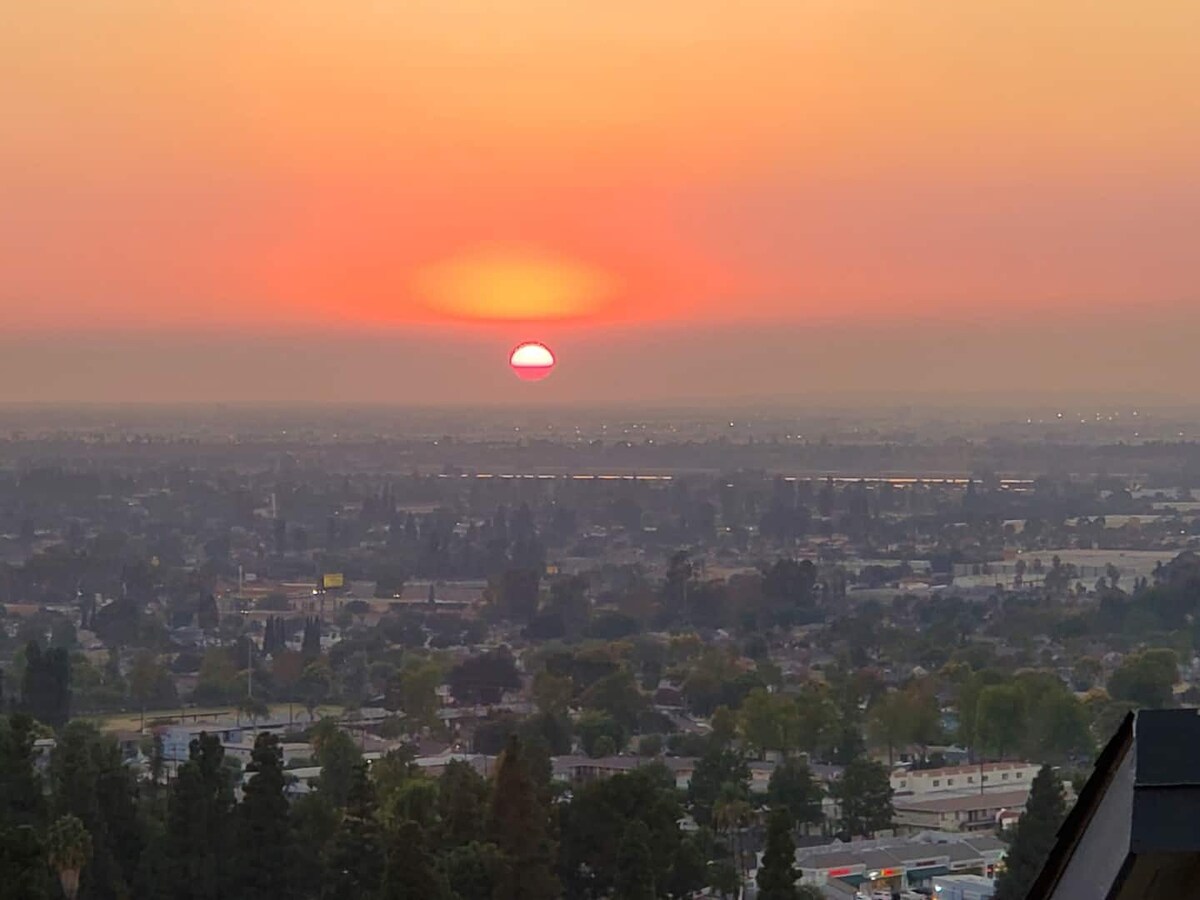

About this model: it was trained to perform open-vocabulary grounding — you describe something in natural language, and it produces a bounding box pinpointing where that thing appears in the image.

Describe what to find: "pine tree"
[766,758,824,833]
[0,713,45,827]
[233,733,296,900]
[322,762,384,900]
[162,733,234,899]
[436,758,489,849]
[302,617,321,660]
[380,820,445,900]
[48,722,143,898]
[831,757,894,837]
[995,765,1067,900]
[757,808,799,900]
[614,820,656,900]
[488,735,560,900]
[0,821,53,898]
[21,642,72,729]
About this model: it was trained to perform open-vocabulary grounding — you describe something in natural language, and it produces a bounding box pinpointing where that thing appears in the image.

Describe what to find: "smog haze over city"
[3,4,1200,900]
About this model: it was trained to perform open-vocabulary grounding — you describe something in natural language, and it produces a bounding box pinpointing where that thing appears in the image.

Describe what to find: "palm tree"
[713,794,755,879]
[46,814,92,900]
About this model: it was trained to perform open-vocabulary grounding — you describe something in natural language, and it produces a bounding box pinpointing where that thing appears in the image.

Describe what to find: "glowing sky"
[2,1,1199,401]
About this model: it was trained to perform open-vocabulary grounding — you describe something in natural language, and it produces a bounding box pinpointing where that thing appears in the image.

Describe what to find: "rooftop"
[895,788,1031,813]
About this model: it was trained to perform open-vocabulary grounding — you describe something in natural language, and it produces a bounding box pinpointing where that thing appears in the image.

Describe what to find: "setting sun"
[509,341,556,381]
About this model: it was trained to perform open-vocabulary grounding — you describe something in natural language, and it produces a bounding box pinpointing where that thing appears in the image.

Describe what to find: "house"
[652,680,685,709]
[222,739,313,767]
[414,751,495,778]
[552,755,697,790]
[159,711,347,761]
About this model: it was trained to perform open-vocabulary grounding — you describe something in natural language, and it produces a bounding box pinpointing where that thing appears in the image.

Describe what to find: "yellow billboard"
[321,572,344,590]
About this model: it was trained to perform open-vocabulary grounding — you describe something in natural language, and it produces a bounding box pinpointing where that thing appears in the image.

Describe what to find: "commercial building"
[781,832,1005,896]
[893,789,1030,834]
[891,762,1040,798]
[931,873,996,900]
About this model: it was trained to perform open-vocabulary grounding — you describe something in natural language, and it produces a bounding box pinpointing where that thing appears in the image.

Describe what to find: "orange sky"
[2,1,1200,401]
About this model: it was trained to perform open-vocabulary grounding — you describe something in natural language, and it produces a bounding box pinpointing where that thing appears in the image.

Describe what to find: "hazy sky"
[4,2,1199,403]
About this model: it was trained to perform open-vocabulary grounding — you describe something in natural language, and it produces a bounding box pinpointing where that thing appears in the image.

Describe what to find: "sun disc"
[509,342,556,381]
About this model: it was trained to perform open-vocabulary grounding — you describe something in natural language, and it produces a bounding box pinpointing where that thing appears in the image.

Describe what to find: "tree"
[576,710,626,757]
[392,659,443,728]
[688,748,750,828]
[1026,687,1094,764]
[193,647,240,706]
[489,567,541,624]
[48,722,143,898]
[299,659,334,721]
[236,694,269,725]
[322,762,384,900]
[232,733,295,900]
[791,686,840,759]
[531,670,573,718]
[866,691,911,767]
[301,616,322,660]
[766,759,824,833]
[1108,649,1178,709]
[995,766,1066,900]
[831,758,893,838]
[975,684,1027,760]
[129,650,174,726]
[381,819,445,900]
[46,814,92,900]
[449,649,521,706]
[708,859,740,899]
[710,705,739,748]
[0,713,45,827]
[312,719,362,808]
[740,689,801,759]
[581,669,647,734]
[663,834,707,899]
[20,641,71,729]
[488,735,560,900]
[441,841,504,900]
[161,733,234,899]
[558,765,683,899]
[436,758,489,849]
[0,821,52,899]
[714,790,755,878]
[196,594,219,631]
[757,808,798,900]
[614,820,656,900]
